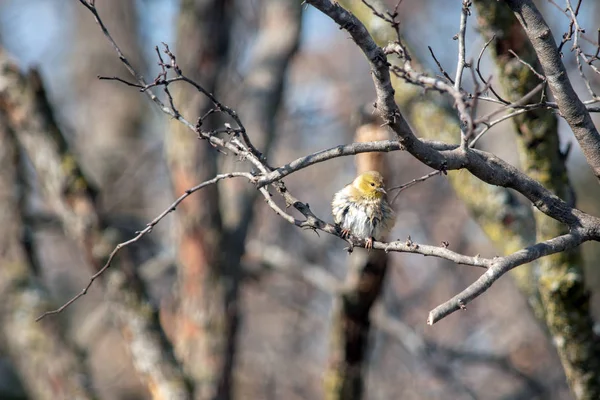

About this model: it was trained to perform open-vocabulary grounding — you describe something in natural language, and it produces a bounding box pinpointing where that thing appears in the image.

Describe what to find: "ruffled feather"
[332,184,396,241]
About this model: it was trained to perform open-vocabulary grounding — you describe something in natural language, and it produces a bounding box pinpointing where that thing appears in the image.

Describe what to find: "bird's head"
[352,171,387,199]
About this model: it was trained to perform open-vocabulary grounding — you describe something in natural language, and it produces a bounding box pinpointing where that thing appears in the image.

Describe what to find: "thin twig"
[469,108,530,148]
[475,81,545,125]
[98,75,143,88]
[475,35,510,104]
[508,49,545,81]
[389,169,444,204]
[476,95,600,111]
[36,172,252,320]
[428,46,454,84]
[469,81,545,147]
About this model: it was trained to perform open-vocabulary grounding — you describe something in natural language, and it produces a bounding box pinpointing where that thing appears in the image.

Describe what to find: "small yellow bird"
[332,171,396,249]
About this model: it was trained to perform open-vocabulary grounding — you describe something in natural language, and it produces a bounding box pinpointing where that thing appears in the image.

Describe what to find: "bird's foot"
[340,228,351,239]
[365,237,374,250]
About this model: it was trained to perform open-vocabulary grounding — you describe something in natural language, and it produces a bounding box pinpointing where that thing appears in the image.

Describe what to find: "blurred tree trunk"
[162,1,232,398]
[475,2,600,398]
[0,108,96,400]
[217,0,301,395]
[70,2,190,398]
[0,48,192,400]
[71,1,148,207]
[325,120,391,400]
[71,0,151,206]
[164,1,301,398]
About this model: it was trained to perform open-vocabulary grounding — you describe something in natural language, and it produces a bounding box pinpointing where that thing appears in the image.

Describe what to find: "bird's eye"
[370,183,375,187]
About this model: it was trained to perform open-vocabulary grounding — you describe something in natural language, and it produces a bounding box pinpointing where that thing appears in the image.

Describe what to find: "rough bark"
[477,2,600,398]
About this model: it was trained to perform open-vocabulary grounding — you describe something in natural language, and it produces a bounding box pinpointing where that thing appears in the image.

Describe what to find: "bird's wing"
[380,199,397,235]
[331,185,354,224]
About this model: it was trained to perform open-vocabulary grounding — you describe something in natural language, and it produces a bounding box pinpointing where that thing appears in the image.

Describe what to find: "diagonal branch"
[427,230,586,324]
[256,140,405,186]
[475,2,600,397]
[504,0,600,180]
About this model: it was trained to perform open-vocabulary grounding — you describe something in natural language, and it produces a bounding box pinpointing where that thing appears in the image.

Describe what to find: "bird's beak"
[377,188,387,194]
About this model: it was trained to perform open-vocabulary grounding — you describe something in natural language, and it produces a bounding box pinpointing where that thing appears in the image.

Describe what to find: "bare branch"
[507,49,545,81]
[98,75,143,88]
[469,109,530,148]
[475,95,600,113]
[428,46,455,84]
[256,140,405,187]
[389,169,445,204]
[475,35,510,104]
[427,230,586,324]
[384,43,474,144]
[470,82,546,146]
